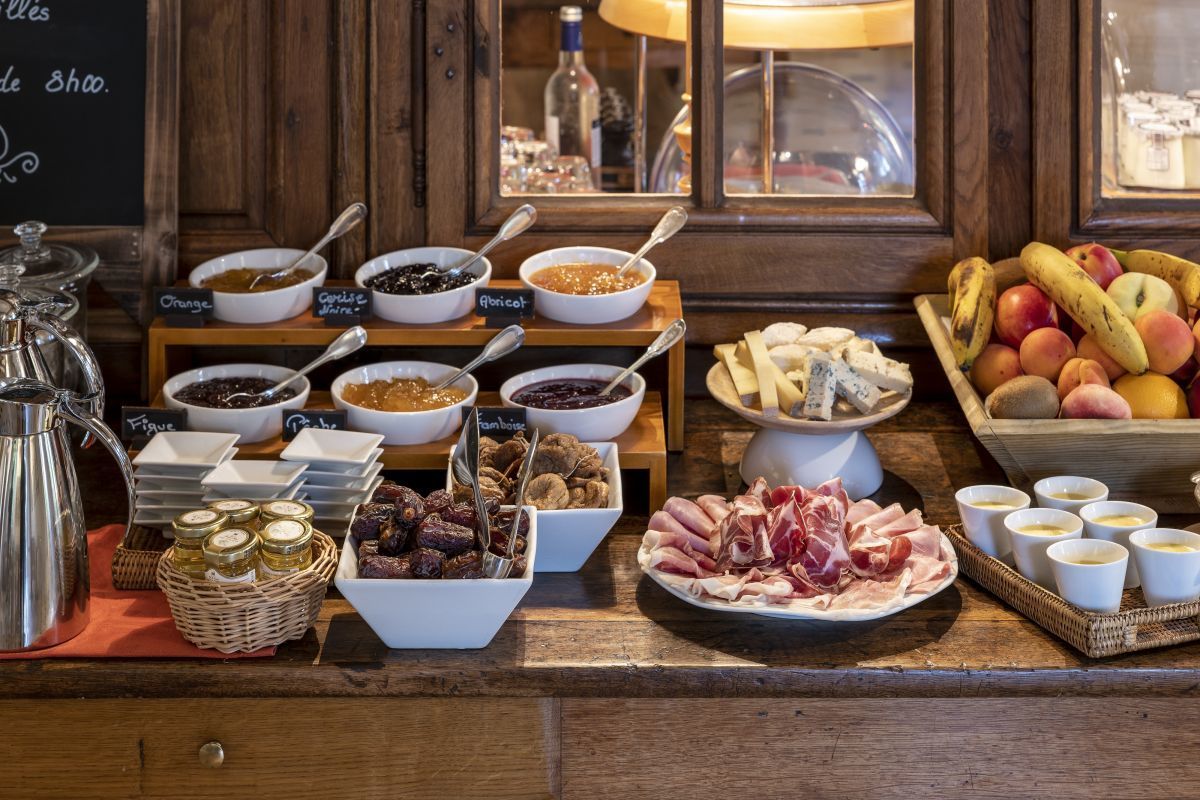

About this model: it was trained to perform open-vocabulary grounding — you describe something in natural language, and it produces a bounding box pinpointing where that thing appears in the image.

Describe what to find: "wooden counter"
[8,400,1200,799]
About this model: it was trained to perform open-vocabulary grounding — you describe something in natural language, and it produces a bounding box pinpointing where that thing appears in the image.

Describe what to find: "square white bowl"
[202,480,307,503]
[281,428,386,466]
[133,510,177,528]
[303,462,384,488]
[303,482,378,503]
[445,442,621,572]
[133,431,240,469]
[134,485,206,501]
[201,460,307,494]
[335,507,537,648]
[132,458,234,484]
[284,450,385,477]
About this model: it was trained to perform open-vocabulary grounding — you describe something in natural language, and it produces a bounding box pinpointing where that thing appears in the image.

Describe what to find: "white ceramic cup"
[1033,476,1108,514]
[1004,508,1084,590]
[1047,539,1129,613]
[954,485,1031,562]
[1129,528,1200,607]
[1079,500,1158,589]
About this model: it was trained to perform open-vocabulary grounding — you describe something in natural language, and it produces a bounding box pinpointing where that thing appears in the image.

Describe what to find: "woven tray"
[112,526,172,590]
[947,524,1200,658]
[156,531,337,654]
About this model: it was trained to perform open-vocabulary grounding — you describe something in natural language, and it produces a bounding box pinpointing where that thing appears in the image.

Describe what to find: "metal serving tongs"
[452,408,493,554]
[483,428,539,579]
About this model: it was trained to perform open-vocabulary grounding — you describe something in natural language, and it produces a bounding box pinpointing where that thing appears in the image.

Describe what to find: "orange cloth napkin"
[0,524,275,659]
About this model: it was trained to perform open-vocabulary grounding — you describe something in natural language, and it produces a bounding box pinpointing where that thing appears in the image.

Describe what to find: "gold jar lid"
[259,500,313,523]
[260,518,313,555]
[202,527,261,566]
[172,509,229,540]
[207,498,260,526]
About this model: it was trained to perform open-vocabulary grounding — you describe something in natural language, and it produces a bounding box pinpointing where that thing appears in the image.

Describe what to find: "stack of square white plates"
[200,460,309,503]
[132,432,240,528]
[280,428,385,536]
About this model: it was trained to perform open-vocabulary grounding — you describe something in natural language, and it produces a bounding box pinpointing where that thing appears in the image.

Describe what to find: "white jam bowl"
[519,246,655,324]
[188,248,327,324]
[163,363,310,444]
[332,360,478,446]
[355,246,492,324]
[500,364,645,442]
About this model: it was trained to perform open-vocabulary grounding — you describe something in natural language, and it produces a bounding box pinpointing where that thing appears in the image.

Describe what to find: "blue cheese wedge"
[801,359,836,421]
[831,359,882,414]
[844,350,913,394]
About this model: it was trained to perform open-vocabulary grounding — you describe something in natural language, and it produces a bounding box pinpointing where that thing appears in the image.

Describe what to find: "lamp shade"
[598,0,914,50]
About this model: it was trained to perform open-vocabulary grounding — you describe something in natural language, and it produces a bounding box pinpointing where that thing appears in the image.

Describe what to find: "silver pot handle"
[28,313,105,447]
[57,393,134,537]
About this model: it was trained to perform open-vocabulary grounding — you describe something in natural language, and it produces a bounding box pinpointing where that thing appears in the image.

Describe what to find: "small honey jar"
[206,498,261,530]
[258,518,314,577]
[202,527,261,584]
[172,509,229,578]
[259,499,314,525]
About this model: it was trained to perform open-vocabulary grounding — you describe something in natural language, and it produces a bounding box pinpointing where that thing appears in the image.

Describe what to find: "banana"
[1111,248,1200,309]
[1021,242,1148,375]
[946,257,995,370]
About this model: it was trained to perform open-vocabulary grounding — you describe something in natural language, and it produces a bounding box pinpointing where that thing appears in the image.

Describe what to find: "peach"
[1077,335,1128,382]
[1060,383,1133,420]
[1019,327,1076,381]
[1135,309,1195,375]
[970,343,1023,397]
[994,285,1058,348]
[1106,272,1180,320]
[1057,357,1110,401]
[1065,243,1123,290]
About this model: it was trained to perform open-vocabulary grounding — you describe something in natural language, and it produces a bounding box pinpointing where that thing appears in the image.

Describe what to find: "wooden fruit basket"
[916,294,1200,512]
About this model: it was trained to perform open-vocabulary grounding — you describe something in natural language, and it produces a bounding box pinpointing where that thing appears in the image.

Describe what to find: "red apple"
[1066,242,1123,289]
[1171,355,1199,385]
[1188,375,1200,419]
[995,284,1059,348]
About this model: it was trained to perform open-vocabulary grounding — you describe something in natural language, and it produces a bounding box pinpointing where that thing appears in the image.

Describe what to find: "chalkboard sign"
[281,409,347,441]
[312,287,372,326]
[462,406,527,439]
[0,1,147,225]
[475,288,534,328]
[154,287,213,327]
[121,406,186,442]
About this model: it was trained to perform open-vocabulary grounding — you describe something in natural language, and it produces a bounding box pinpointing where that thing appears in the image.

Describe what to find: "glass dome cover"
[0,221,98,291]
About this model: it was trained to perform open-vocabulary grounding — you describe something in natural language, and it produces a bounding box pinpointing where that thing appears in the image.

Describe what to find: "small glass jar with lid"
[202,527,261,583]
[206,498,261,530]
[172,509,229,578]
[259,499,314,525]
[258,518,314,578]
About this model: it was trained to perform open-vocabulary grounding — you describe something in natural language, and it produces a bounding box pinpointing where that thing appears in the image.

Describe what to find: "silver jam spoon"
[599,318,686,397]
[248,202,368,290]
[615,206,688,279]
[483,428,539,579]
[221,325,368,405]
[418,204,537,281]
[433,324,526,391]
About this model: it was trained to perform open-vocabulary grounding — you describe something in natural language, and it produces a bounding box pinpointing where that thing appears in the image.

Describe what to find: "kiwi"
[985,375,1060,419]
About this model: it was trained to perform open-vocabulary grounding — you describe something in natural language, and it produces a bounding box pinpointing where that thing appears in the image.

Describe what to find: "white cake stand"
[706,362,912,500]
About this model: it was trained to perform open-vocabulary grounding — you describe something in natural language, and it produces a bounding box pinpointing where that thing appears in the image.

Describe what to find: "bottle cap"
[560,6,582,22]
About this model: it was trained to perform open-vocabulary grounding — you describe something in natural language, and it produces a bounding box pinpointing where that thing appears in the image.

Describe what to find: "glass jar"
[202,527,261,584]
[258,518,314,578]
[206,498,260,530]
[1127,122,1186,190]
[259,500,314,526]
[171,509,229,578]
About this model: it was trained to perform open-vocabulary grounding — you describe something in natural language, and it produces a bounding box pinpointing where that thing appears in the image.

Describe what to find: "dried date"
[356,539,380,559]
[377,517,411,556]
[488,529,526,557]
[442,550,486,579]
[494,509,530,537]
[409,547,445,579]
[415,516,475,557]
[359,554,414,579]
[424,488,454,515]
[350,503,393,541]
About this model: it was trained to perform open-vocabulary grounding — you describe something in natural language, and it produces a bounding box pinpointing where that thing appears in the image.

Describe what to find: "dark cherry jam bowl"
[173,377,299,409]
[509,379,632,411]
[363,263,479,296]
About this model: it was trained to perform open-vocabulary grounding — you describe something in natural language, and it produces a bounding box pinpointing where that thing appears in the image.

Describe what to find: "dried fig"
[583,480,609,509]
[525,473,569,510]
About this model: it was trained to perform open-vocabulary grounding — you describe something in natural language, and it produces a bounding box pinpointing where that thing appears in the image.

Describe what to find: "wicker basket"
[917,293,1200,512]
[112,526,172,590]
[156,530,337,653]
[947,524,1200,658]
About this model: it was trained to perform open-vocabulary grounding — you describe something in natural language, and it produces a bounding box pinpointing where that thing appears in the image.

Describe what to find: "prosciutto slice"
[713,493,774,570]
[696,495,732,525]
[795,494,850,588]
[663,497,716,537]
[649,511,714,556]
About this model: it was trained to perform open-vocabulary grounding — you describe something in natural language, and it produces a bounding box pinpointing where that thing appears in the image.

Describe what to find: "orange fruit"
[1113,373,1189,419]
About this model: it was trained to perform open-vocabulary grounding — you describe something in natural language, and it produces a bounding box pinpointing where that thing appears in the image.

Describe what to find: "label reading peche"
[281,409,346,441]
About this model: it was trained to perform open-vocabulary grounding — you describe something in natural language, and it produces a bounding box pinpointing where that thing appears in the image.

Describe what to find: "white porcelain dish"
[291,452,385,478]
[336,507,537,648]
[132,465,228,486]
[303,462,385,489]
[163,363,311,444]
[133,431,240,469]
[445,441,622,572]
[1033,476,1109,514]
[332,361,478,445]
[133,511,176,529]
[280,428,385,466]
[201,482,307,503]
[638,533,959,622]
[519,246,655,324]
[188,248,327,324]
[356,246,492,324]
[201,459,308,494]
[303,482,378,503]
[500,364,644,442]
[954,484,1031,563]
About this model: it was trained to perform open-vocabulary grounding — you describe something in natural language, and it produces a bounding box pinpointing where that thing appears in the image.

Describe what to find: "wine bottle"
[543,5,600,188]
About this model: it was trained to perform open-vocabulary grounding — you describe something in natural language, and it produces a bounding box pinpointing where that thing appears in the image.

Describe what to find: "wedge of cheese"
[761,321,808,349]
[844,350,913,394]
[714,343,758,405]
[795,327,856,352]
[732,340,802,415]
[831,359,882,414]
[802,359,836,421]
[767,343,823,372]
[743,330,779,417]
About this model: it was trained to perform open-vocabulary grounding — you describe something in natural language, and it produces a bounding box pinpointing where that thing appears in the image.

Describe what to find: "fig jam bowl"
[355,246,493,324]
[187,248,328,324]
[500,364,646,441]
[332,361,479,445]
[518,246,656,325]
[163,363,310,443]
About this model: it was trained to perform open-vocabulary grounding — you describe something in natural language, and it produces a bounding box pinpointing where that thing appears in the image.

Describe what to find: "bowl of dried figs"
[335,481,536,649]
[447,431,622,572]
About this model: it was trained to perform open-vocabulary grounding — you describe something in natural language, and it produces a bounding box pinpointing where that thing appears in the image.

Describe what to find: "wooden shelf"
[147,280,685,451]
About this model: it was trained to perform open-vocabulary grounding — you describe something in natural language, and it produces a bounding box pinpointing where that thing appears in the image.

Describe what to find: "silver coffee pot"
[0,379,134,652]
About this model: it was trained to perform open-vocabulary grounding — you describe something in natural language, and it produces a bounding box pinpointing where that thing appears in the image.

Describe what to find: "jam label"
[179,509,219,526]
[210,499,253,512]
[210,529,252,548]
[281,409,347,441]
[312,287,372,326]
[205,568,256,584]
[265,519,307,541]
[462,406,527,438]
[264,501,307,517]
[122,407,187,444]
[475,288,534,328]
[154,288,214,328]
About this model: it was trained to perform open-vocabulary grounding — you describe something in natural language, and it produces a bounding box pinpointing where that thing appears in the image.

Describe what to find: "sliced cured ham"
[663,497,716,537]
[795,494,850,588]
[696,495,732,524]
[649,511,714,556]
